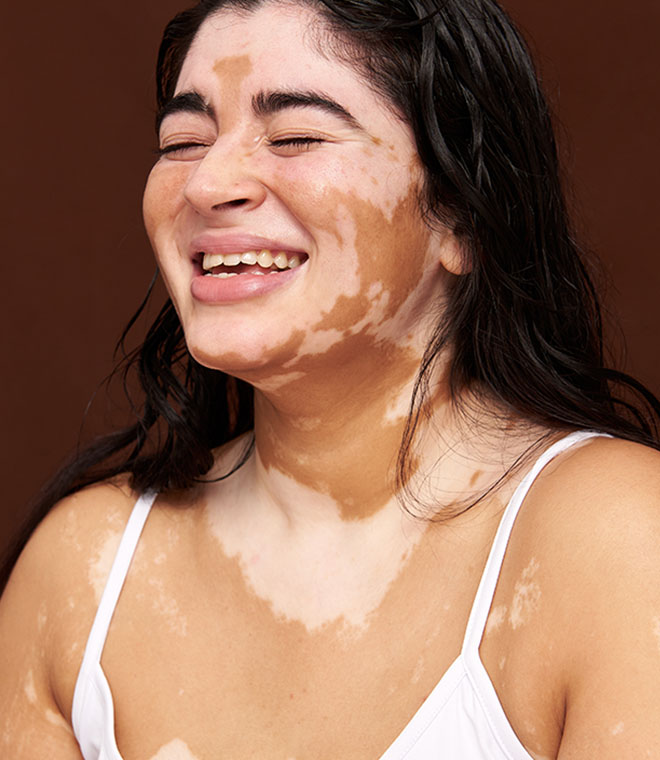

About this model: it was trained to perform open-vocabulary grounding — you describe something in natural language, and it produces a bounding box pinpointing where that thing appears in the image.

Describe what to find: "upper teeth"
[202,250,302,271]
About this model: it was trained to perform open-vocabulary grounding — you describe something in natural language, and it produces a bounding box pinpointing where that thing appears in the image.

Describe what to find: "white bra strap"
[80,490,157,664]
[461,430,606,655]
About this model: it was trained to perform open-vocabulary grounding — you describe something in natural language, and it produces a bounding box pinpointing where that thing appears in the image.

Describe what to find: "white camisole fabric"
[72,430,603,759]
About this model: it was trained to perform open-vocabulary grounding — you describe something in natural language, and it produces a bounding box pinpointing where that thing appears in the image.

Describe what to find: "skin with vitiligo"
[2,3,660,759]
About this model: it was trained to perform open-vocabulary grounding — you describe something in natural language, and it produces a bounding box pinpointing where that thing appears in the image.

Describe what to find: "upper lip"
[189,232,308,259]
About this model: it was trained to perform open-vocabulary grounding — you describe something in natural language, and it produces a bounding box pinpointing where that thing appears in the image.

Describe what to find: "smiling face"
[143,0,460,386]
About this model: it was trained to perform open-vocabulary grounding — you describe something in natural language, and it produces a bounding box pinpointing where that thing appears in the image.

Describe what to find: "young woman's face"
[143,1,459,382]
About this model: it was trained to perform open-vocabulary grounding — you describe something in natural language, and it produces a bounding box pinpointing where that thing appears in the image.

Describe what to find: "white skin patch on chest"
[146,578,189,636]
[23,670,37,705]
[485,603,508,634]
[611,722,625,736]
[44,708,72,732]
[508,557,541,630]
[88,530,122,603]
[206,469,424,633]
[148,738,200,760]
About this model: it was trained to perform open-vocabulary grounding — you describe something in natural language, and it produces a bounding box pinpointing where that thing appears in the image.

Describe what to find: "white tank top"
[72,430,603,759]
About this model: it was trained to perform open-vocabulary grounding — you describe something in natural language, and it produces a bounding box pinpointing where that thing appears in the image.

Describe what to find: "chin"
[184,325,305,381]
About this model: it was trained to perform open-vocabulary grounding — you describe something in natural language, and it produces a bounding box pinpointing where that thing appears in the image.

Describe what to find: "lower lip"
[190,268,302,303]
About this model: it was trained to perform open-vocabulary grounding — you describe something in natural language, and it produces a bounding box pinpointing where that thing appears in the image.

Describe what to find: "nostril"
[213,198,250,210]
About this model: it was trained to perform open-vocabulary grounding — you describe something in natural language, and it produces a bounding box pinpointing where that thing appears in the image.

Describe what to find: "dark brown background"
[2,1,659,554]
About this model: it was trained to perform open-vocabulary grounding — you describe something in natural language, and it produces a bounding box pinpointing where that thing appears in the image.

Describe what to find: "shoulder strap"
[461,430,605,654]
[79,490,157,665]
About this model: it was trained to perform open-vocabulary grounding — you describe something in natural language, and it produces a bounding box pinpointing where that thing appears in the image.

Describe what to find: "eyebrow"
[253,89,364,130]
[156,91,216,132]
[156,88,364,132]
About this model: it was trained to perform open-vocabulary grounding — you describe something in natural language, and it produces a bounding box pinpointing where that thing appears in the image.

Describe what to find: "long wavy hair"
[2,0,659,590]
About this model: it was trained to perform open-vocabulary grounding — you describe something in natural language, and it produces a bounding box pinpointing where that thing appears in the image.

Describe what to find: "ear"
[436,229,471,276]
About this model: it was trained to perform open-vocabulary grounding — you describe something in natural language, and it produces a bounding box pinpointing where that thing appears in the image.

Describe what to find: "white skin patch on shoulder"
[611,722,625,736]
[509,557,541,630]
[88,530,122,603]
[485,603,508,634]
[148,738,200,760]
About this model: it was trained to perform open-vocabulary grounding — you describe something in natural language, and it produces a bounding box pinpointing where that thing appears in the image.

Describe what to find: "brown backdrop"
[2,1,659,554]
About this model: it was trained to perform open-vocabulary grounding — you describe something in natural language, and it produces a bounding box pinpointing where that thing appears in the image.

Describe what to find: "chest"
[63,509,563,759]
[103,557,475,758]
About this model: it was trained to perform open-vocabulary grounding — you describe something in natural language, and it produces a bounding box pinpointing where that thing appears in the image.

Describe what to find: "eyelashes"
[267,136,325,149]
[156,135,327,159]
[155,141,209,158]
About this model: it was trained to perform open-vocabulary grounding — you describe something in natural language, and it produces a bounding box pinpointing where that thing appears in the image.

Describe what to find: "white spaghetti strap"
[461,430,605,655]
[72,491,157,757]
[81,490,157,663]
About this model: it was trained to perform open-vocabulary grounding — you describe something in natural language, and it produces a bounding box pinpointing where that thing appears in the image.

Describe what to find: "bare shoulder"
[0,479,137,757]
[527,435,660,549]
[11,478,138,608]
[521,437,660,757]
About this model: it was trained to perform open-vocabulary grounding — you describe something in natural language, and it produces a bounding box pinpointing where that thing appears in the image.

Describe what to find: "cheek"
[142,163,190,248]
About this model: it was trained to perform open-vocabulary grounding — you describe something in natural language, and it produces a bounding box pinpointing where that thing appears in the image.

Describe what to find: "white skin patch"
[148,738,200,760]
[45,709,71,732]
[611,722,625,736]
[88,530,122,603]
[509,557,541,630]
[62,509,82,552]
[653,615,660,653]
[206,467,424,634]
[485,603,508,634]
[252,371,306,394]
[37,603,47,632]
[24,670,37,705]
[411,655,426,684]
[147,578,188,636]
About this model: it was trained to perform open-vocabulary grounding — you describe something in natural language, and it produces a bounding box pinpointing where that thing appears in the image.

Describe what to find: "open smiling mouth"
[201,250,307,278]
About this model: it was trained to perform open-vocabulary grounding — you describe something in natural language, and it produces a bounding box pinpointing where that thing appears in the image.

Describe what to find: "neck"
[248,345,453,523]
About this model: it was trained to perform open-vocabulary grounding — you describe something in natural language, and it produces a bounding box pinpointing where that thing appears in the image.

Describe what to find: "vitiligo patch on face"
[249,191,442,517]
[508,557,541,630]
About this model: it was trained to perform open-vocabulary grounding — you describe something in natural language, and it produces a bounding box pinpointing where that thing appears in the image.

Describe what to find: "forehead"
[175,2,393,120]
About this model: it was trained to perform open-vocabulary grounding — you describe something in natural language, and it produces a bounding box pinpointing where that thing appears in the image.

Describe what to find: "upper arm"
[0,520,83,757]
[550,440,660,757]
[0,480,134,758]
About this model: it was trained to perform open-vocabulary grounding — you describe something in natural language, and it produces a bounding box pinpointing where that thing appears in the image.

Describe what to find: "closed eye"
[267,136,326,154]
[155,142,209,159]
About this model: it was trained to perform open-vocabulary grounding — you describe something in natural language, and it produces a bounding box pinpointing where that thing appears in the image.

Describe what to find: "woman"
[2,0,660,757]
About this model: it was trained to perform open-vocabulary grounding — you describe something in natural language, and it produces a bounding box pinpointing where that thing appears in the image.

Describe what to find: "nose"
[183,142,267,217]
